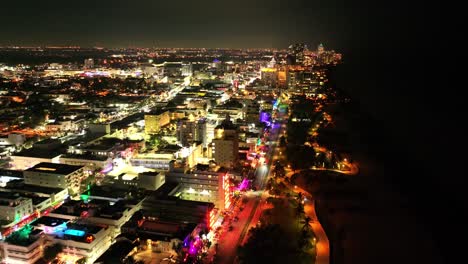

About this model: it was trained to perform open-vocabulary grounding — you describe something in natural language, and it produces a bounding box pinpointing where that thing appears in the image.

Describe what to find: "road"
[208,103,287,264]
[207,195,259,264]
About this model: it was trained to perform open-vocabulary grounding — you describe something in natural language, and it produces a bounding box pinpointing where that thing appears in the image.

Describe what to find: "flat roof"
[25,162,83,175]
[0,191,23,200]
[61,153,109,161]
[12,148,62,159]
[0,169,24,178]
[4,184,65,195]
[32,216,69,227]
[66,222,103,235]
[146,109,168,115]
[82,185,131,199]
[140,220,180,234]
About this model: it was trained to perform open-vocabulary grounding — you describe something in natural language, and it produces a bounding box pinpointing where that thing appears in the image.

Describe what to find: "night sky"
[1,0,380,50]
[2,1,466,262]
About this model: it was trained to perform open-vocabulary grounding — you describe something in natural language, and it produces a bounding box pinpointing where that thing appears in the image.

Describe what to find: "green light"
[81,194,89,202]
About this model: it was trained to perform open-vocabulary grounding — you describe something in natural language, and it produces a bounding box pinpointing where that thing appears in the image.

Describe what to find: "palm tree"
[297,192,303,201]
[301,216,312,231]
[298,231,311,250]
[296,202,305,217]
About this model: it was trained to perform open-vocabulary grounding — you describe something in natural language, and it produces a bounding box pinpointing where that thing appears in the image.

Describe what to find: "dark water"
[329,47,466,263]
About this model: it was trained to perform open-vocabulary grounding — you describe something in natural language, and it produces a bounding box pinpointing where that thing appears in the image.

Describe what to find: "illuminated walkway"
[284,171,330,264]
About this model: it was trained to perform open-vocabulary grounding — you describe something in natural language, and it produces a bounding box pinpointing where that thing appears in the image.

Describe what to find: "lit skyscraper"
[287,43,307,65]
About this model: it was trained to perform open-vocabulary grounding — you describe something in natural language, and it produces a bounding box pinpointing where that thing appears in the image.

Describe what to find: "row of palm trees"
[295,194,316,252]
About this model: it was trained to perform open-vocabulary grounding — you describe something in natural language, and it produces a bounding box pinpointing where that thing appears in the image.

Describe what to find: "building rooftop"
[0,191,26,201]
[146,109,168,116]
[46,223,105,244]
[94,238,137,264]
[150,182,180,199]
[25,162,83,175]
[12,148,63,159]
[0,169,23,178]
[80,185,131,200]
[32,216,69,228]
[61,153,109,161]
[3,184,66,195]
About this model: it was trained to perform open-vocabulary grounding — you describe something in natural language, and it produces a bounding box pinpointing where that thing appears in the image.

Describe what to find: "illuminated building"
[0,133,25,147]
[260,67,278,86]
[84,58,94,69]
[142,182,215,228]
[144,110,170,134]
[48,195,143,239]
[0,227,45,264]
[288,43,307,65]
[277,66,288,87]
[317,43,325,55]
[182,62,193,77]
[9,147,62,170]
[43,221,112,264]
[137,171,166,191]
[154,61,183,77]
[0,193,33,224]
[106,171,165,191]
[165,162,230,209]
[244,100,260,123]
[121,219,198,253]
[23,162,86,196]
[45,119,75,132]
[130,152,174,170]
[59,153,112,172]
[268,56,276,68]
[212,99,245,121]
[177,118,207,147]
[212,116,239,168]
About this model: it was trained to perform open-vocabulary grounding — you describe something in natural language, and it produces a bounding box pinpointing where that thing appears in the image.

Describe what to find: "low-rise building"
[3,185,68,209]
[105,172,165,191]
[130,152,174,170]
[48,198,142,240]
[45,222,112,264]
[142,182,216,229]
[0,193,33,224]
[144,110,170,134]
[59,153,112,172]
[9,149,62,171]
[0,228,45,264]
[165,162,230,210]
[23,163,86,196]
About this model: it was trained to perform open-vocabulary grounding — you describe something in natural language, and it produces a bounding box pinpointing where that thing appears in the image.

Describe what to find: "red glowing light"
[85,235,94,243]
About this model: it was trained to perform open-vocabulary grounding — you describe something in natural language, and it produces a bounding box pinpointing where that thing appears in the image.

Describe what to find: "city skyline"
[0,1,464,263]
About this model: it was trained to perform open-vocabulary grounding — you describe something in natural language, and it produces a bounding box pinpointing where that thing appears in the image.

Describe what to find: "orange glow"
[11,96,24,103]
[261,67,277,72]
[85,235,94,243]
[208,209,217,229]
[97,91,109,96]
[223,174,231,209]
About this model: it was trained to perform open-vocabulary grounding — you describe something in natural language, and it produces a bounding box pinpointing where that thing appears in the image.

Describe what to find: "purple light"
[100,164,113,174]
[260,111,271,123]
[236,178,249,191]
[189,246,196,254]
